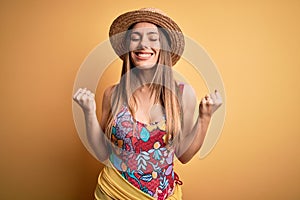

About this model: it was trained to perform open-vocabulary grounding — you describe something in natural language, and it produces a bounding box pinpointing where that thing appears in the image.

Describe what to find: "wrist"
[84,110,97,117]
[198,113,211,123]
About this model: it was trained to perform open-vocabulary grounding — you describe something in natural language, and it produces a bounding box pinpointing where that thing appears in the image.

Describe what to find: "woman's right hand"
[72,88,96,114]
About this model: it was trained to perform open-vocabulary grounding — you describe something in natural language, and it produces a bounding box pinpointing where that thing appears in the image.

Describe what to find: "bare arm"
[175,84,222,164]
[73,86,114,162]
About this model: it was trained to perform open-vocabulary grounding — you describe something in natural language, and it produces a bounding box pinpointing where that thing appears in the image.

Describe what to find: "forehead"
[131,22,159,33]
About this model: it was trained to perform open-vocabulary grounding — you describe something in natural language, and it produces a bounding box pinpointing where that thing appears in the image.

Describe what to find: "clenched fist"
[73,88,96,114]
[199,90,222,118]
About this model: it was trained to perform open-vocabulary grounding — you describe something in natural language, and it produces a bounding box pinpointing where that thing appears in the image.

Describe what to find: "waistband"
[94,164,182,200]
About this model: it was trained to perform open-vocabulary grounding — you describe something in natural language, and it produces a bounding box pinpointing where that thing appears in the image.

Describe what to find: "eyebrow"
[131,31,159,36]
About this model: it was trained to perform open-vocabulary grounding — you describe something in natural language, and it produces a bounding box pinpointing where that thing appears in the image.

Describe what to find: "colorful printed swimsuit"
[109,104,180,200]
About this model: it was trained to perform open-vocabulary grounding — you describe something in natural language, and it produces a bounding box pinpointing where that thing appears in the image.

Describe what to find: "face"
[129,22,160,69]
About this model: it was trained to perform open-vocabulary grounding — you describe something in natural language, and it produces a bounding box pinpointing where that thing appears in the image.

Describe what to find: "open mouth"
[134,52,154,58]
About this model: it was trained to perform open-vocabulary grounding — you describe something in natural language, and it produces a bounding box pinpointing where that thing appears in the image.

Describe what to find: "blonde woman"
[73,8,222,200]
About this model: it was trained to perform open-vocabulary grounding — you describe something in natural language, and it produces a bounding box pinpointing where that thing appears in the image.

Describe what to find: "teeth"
[136,52,152,57]
[139,54,151,57]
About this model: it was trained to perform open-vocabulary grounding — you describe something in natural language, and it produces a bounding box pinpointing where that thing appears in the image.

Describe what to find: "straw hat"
[109,8,185,66]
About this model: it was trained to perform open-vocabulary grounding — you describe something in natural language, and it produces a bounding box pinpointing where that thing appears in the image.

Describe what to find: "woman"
[73,8,222,200]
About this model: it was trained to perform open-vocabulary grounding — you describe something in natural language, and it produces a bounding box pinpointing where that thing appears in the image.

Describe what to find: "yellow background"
[1,0,299,199]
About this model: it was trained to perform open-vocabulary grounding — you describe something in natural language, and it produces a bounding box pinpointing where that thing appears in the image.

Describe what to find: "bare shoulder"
[102,84,117,108]
[103,84,116,99]
[100,84,117,129]
[178,82,197,109]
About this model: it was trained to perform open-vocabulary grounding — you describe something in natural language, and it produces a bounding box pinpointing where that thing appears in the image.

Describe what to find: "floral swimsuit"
[109,104,181,200]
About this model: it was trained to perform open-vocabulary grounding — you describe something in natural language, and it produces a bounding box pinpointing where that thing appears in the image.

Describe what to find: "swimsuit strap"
[178,83,185,94]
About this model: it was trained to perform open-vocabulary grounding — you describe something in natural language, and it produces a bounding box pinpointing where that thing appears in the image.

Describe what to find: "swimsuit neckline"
[121,104,166,127]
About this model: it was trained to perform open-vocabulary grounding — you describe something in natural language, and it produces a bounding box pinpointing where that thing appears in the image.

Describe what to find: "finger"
[73,89,87,103]
[204,94,213,105]
[80,94,87,101]
[215,92,223,106]
[83,90,94,99]
[199,98,210,116]
[73,88,83,99]
[86,90,91,96]
[88,92,95,99]
[76,90,85,101]
[201,97,207,105]
[215,90,222,100]
[78,88,91,98]
[210,92,217,102]
[81,93,90,102]
[207,96,214,105]
[82,88,87,93]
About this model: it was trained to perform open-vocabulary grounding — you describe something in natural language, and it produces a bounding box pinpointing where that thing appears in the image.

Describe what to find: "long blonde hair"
[105,26,183,145]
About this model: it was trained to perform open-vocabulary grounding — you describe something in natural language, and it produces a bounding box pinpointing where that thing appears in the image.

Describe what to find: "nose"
[139,36,150,48]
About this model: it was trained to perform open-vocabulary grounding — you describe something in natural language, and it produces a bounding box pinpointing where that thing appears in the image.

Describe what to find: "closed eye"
[149,37,158,42]
[130,32,141,42]
[131,38,140,42]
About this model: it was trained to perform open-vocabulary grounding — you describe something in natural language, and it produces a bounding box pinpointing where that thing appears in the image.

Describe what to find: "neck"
[135,66,157,86]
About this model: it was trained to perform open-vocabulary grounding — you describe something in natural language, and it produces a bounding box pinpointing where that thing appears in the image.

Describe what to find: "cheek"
[129,42,136,51]
[153,41,161,49]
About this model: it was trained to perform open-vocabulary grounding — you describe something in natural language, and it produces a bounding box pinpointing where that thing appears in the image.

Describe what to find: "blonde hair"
[105,26,183,145]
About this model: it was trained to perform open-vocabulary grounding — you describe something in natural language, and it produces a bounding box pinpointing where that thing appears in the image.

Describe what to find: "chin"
[134,62,158,70]
[137,63,156,68]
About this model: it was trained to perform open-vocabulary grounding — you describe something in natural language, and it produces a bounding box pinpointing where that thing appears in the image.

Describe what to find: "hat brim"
[109,9,185,66]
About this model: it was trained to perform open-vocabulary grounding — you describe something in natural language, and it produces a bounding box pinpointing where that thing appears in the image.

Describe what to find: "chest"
[111,105,168,153]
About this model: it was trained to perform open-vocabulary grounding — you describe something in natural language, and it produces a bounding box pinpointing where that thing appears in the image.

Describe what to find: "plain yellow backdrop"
[1,0,299,199]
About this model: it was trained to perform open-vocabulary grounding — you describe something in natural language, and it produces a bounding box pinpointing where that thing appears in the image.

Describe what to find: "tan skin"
[73,22,222,164]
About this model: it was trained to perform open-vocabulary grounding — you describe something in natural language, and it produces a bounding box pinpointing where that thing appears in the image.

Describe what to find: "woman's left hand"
[199,90,223,119]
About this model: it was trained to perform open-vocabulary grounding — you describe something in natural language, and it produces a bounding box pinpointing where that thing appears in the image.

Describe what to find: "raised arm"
[175,84,222,164]
[72,86,114,162]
